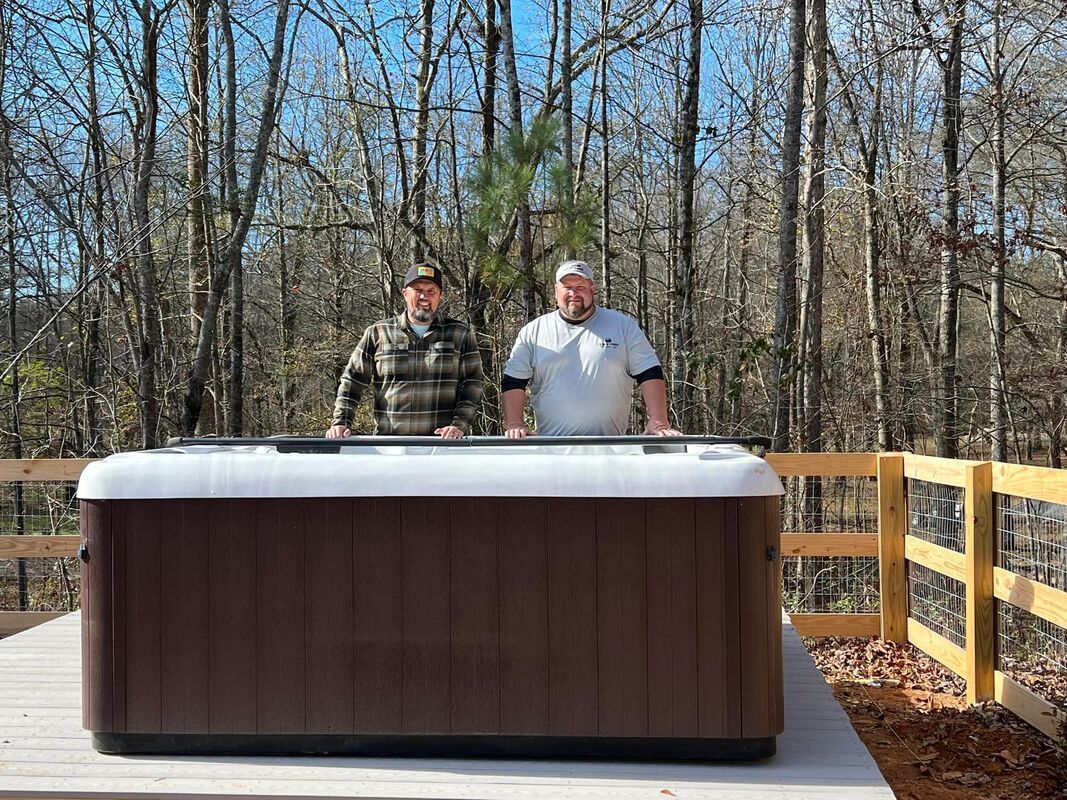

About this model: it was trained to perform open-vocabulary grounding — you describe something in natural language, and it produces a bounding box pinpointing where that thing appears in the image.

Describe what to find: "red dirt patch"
[805,637,1067,800]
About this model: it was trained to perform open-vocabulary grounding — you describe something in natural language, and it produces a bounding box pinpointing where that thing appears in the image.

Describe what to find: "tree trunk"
[220,0,244,435]
[186,0,211,342]
[497,0,534,319]
[989,3,1007,461]
[482,0,498,154]
[599,0,611,304]
[799,0,827,456]
[863,154,892,452]
[183,0,291,435]
[83,0,106,454]
[560,0,574,260]
[227,252,243,435]
[798,0,827,527]
[931,0,966,459]
[671,0,702,430]
[279,185,295,430]
[132,2,164,449]
[771,0,807,451]
[410,0,435,263]
[1053,249,1067,468]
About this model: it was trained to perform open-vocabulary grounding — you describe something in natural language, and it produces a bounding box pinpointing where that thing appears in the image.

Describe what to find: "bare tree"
[771,0,807,451]
[798,0,827,455]
[182,0,294,434]
[912,0,966,458]
[185,0,211,342]
[671,0,703,430]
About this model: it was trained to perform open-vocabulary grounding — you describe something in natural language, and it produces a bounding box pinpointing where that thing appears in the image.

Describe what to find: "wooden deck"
[0,613,893,799]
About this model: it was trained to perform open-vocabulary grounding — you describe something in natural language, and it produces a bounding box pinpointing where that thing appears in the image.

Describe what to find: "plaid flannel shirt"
[332,313,484,435]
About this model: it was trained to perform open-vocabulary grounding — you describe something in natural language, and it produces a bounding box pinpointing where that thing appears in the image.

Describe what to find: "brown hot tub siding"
[82,496,782,740]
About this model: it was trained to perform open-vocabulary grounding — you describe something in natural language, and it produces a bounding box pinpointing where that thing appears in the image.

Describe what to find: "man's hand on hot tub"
[325,423,351,439]
[434,425,465,439]
[644,420,683,436]
[504,425,532,439]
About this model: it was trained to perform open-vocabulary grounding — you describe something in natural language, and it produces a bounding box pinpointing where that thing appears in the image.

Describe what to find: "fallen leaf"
[998,749,1022,766]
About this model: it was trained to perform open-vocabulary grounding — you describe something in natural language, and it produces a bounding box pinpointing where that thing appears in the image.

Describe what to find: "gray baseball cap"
[555,260,594,282]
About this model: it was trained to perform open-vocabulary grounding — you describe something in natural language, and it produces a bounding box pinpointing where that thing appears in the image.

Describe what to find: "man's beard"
[559,299,592,321]
[409,306,435,324]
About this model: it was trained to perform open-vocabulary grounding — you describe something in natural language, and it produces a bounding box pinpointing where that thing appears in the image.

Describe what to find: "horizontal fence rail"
[1,451,1064,744]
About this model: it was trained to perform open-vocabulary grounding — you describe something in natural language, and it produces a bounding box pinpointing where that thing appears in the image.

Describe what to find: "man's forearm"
[639,378,673,429]
[332,373,365,426]
[451,337,484,432]
[502,388,527,429]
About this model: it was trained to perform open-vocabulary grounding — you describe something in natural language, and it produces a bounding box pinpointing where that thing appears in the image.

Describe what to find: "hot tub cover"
[76,443,784,500]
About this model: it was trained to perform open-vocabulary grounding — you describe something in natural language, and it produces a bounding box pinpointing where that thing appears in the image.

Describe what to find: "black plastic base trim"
[92,732,776,761]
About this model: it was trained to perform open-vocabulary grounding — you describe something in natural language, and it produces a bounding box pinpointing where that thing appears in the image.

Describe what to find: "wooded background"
[1,0,1065,462]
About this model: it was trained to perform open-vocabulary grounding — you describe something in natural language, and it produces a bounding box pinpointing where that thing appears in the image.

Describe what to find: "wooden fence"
[1,453,1065,742]
[766,452,1066,742]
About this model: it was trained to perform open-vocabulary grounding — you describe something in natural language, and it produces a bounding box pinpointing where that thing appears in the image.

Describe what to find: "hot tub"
[79,439,784,759]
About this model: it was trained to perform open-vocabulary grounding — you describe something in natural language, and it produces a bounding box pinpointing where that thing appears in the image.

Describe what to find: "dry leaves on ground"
[805,637,1067,800]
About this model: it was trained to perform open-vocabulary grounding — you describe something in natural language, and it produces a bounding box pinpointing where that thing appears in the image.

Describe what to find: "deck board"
[0,613,893,799]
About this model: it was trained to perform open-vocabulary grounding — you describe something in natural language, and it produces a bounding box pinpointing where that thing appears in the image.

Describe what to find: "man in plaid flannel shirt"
[326,264,483,439]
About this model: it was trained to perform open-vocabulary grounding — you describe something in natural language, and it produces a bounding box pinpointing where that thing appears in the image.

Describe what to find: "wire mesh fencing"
[997,601,1067,713]
[780,475,881,614]
[997,495,1067,591]
[0,482,80,612]
[908,479,965,552]
[779,475,879,533]
[995,492,1067,716]
[781,555,880,614]
[907,561,966,648]
[905,476,967,646]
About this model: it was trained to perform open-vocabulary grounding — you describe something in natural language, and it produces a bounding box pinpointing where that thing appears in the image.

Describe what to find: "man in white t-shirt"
[501,260,682,437]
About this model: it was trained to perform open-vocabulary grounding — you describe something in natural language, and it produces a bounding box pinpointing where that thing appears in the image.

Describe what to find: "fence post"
[877,453,907,643]
[965,462,995,704]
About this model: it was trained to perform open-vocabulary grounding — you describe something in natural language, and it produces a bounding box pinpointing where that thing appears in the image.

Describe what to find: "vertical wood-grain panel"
[548,498,598,735]
[256,499,305,733]
[645,499,672,736]
[305,498,355,733]
[738,497,771,735]
[596,498,648,736]
[110,504,126,731]
[449,498,500,733]
[81,500,113,732]
[765,495,784,732]
[352,498,402,732]
[499,498,549,733]
[400,498,450,733]
[123,500,161,733]
[668,498,699,736]
[160,500,210,732]
[722,499,742,736]
[695,498,727,737]
[208,499,257,733]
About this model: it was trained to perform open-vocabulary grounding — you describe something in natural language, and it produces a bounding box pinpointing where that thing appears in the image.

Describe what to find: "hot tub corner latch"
[78,543,90,563]
[766,545,777,562]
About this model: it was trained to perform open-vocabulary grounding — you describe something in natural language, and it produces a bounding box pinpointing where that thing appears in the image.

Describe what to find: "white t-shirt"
[503,307,662,435]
